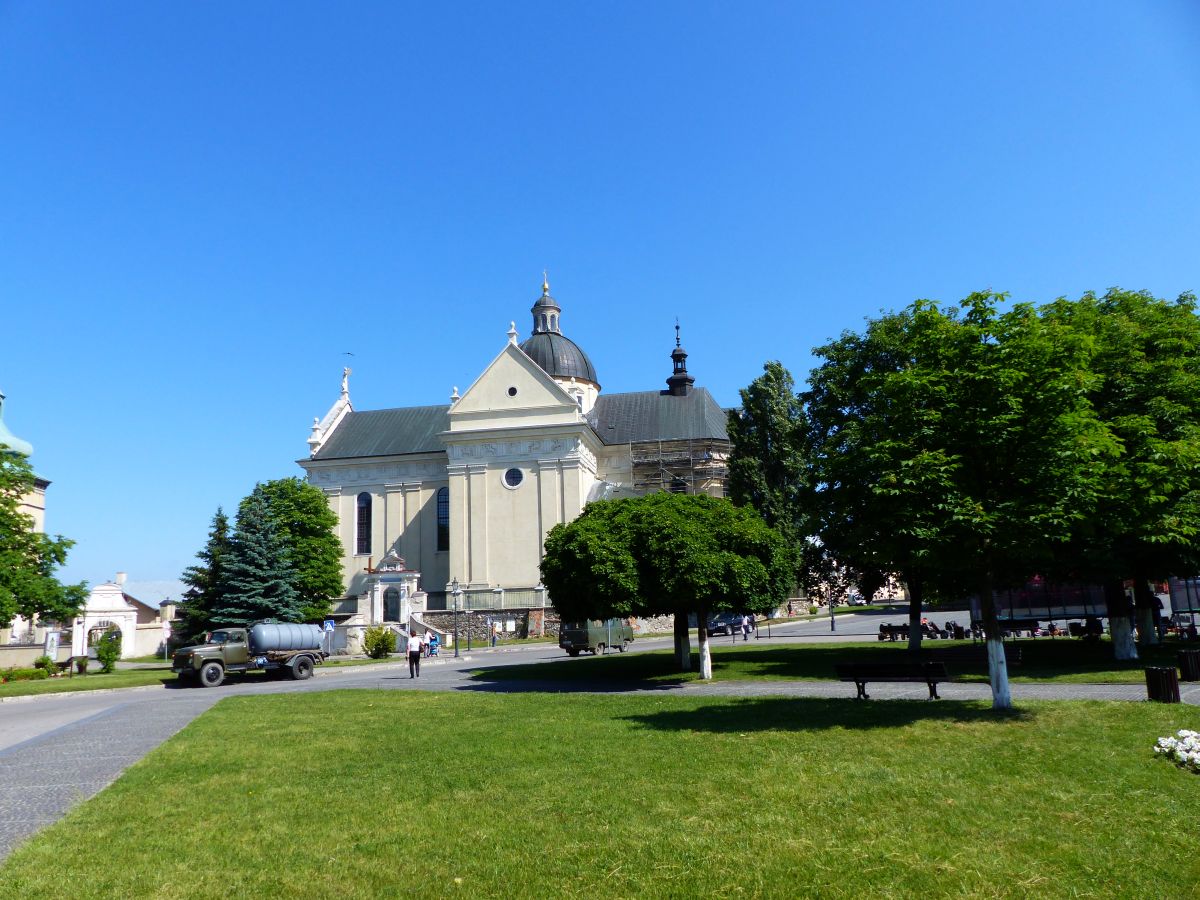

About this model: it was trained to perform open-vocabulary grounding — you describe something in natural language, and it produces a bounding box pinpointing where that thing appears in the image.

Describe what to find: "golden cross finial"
[542,269,550,294]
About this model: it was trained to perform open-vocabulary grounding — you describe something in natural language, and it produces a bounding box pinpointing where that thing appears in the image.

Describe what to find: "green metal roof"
[311,405,450,460]
[588,388,729,445]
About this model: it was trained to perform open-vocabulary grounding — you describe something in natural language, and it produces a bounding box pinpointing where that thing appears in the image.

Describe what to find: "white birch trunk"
[986,637,1012,710]
[698,629,712,680]
[1110,617,1138,660]
[1136,607,1160,646]
[908,608,923,653]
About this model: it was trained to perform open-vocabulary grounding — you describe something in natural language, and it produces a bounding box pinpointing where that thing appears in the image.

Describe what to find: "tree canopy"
[0,449,87,628]
[799,292,1117,707]
[541,493,793,678]
[246,477,343,621]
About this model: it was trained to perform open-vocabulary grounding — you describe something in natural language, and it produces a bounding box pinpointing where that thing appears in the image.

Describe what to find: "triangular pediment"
[449,342,581,432]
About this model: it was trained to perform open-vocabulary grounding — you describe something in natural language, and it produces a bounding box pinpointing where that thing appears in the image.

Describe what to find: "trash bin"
[1178,649,1200,682]
[1145,666,1181,703]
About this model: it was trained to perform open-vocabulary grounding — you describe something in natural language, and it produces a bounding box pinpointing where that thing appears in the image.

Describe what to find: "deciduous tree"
[542,493,793,679]
[0,449,87,628]
[248,478,343,621]
[802,294,1114,708]
[1041,289,1200,656]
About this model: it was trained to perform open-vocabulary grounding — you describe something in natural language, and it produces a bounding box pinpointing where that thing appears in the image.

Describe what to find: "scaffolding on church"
[629,439,729,497]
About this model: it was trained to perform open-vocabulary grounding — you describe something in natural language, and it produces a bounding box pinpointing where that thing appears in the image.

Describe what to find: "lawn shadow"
[620,696,1033,733]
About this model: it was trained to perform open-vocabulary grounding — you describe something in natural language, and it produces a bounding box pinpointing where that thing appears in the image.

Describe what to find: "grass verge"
[471,638,1197,685]
[0,667,174,699]
[1,691,1197,898]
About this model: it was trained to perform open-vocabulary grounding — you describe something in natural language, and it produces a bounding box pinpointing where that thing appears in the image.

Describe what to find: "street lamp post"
[451,578,461,659]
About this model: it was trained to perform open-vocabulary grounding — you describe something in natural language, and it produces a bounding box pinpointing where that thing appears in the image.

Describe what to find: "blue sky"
[2,1,1198,601]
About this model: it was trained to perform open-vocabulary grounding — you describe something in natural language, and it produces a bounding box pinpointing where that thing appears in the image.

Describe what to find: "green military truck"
[559,619,634,656]
[173,622,327,687]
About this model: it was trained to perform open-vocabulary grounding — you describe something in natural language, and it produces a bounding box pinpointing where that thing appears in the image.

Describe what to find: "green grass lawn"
[0,666,175,699]
[1,691,1197,898]
[471,638,1198,685]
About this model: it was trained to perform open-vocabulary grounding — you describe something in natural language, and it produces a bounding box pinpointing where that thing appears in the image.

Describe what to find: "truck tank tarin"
[248,622,323,652]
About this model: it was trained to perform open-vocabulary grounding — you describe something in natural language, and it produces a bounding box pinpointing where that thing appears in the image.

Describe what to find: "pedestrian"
[787,601,794,617]
[490,621,498,648]
[424,629,435,657]
[407,628,424,678]
[740,613,750,641]
[749,612,757,637]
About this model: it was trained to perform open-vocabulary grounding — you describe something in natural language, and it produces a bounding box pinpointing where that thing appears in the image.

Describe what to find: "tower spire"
[530,273,562,335]
[664,320,695,397]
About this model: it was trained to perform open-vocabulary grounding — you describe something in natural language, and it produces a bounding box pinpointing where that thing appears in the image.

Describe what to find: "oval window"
[504,467,523,488]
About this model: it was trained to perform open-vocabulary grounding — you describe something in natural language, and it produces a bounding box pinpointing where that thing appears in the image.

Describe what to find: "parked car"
[706,612,745,636]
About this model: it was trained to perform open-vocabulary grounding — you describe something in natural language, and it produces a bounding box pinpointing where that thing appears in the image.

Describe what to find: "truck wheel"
[617,641,626,652]
[292,656,314,680]
[199,662,224,688]
[567,649,580,657]
[594,644,605,655]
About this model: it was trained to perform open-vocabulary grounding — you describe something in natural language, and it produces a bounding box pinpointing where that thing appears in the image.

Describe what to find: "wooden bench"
[834,661,949,700]
[924,645,1022,667]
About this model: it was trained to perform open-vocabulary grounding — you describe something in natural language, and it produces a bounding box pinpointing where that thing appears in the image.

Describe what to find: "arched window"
[550,313,558,331]
[436,487,450,552]
[356,492,372,555]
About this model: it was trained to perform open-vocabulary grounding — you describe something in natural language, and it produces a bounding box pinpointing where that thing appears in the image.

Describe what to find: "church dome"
[519,331,599,386]
[518,276,600,387]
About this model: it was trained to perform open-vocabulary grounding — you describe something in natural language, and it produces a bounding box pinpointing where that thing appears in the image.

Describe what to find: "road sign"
[323,620,336,633]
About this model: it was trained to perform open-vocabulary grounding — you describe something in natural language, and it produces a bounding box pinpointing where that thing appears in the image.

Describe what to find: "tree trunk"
[1104,579,1138,660]
[978,572,1012,710]
[1132,576,1160,647]
[674,610,692,671]
[697,604,713,680]
[905,573,923,653]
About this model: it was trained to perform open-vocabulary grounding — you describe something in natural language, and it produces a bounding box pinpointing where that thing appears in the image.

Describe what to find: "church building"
[299,279,730,625]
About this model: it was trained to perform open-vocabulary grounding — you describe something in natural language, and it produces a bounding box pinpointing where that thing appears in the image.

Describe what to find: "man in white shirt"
[407,628,424,678]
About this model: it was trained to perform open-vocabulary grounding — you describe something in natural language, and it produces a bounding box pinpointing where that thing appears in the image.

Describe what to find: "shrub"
[33,654,56,671]
[809,605,819,615]
[362,625,396,659]
[95,629,122,673]
[1,667,49,683]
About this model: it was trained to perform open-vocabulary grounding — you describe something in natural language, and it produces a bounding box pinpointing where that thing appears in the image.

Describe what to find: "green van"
[559,619,634,656]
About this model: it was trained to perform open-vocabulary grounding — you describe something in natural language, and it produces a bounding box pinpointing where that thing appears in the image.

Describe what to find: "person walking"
[740,614,750,641]
[407,628,424,678]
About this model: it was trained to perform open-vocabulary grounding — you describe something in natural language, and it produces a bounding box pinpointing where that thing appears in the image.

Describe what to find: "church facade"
[299,280,730,622]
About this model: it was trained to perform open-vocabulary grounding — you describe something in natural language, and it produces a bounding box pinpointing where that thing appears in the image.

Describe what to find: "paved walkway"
[2,625,1198,863]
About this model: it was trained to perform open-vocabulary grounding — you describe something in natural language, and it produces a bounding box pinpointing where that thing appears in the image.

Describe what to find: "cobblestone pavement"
[2,624,1198,863]
[0,695,218,860]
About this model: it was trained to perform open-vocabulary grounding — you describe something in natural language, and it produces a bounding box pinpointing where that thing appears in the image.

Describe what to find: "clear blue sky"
[2,1,1198,601]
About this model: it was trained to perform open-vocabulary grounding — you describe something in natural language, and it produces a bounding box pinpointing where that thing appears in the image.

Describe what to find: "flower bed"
[1154,729,1200,772]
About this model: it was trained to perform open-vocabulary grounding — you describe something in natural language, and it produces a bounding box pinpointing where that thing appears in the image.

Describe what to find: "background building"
[299,280,730,636]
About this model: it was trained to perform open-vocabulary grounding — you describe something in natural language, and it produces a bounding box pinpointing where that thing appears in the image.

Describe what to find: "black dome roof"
[519,332,599,386]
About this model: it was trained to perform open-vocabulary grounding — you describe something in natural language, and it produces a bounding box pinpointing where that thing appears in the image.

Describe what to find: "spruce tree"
[175,507,231,643]
[214,486,303,625]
